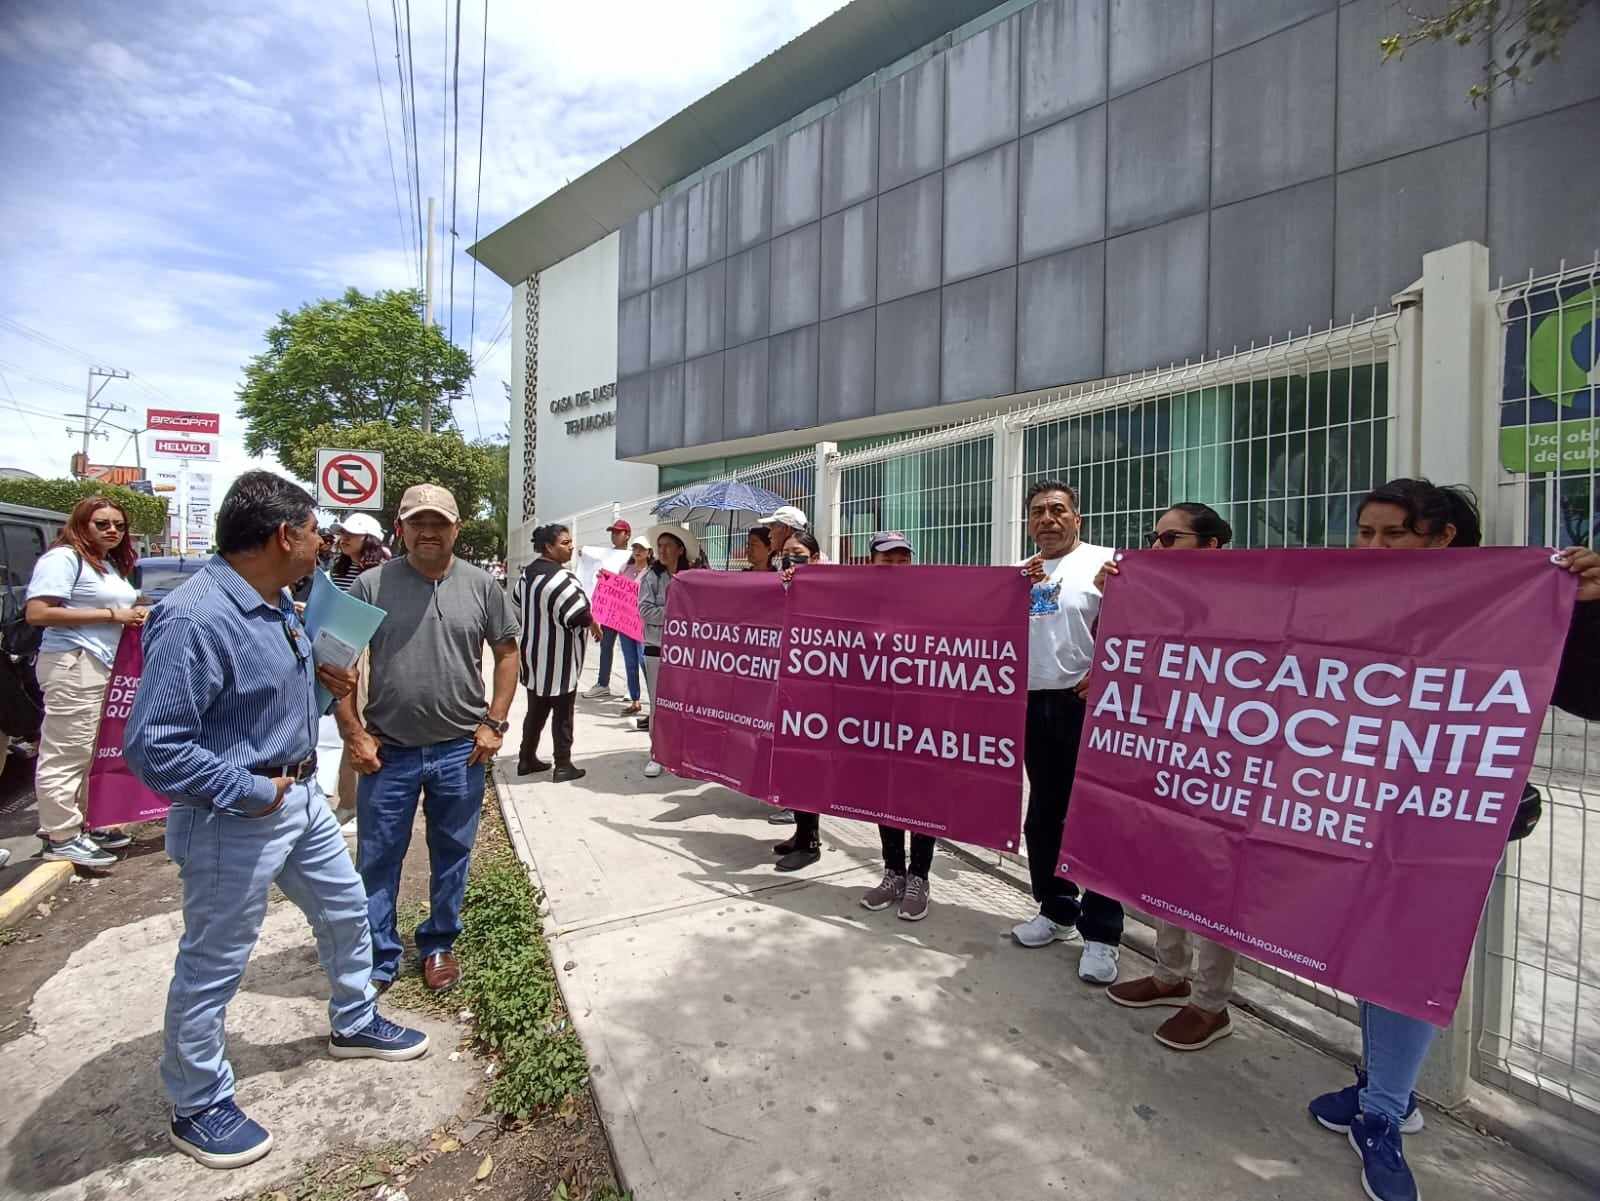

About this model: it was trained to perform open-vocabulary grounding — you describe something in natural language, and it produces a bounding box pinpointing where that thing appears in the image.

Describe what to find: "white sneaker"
[643,760,662,778]
[1078,941,1120,984]
[1011,912,1075,948]
[582,684,611,699]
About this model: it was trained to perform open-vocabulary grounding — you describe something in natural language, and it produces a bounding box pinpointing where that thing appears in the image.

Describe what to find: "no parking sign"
[316,448,385,511]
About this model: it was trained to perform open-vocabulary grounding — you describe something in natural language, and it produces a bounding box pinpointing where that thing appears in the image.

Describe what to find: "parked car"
[0,502,67,630]
[133,555,206,602]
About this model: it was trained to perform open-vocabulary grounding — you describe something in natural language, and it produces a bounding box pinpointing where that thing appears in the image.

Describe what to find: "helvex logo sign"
[1501,278,1598,473]
[152,437,218,461]
[147,408,221,435]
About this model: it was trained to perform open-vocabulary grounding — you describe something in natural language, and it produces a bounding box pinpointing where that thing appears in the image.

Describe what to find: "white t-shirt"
[1022,540,1111,691]
[25,546,138,666]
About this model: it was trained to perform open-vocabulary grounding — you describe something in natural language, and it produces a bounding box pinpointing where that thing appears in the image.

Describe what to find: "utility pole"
[423,195,436,434]
[66,365,130,474]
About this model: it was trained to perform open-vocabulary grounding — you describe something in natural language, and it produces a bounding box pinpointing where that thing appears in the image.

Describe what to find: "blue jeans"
[356,737,484,982]
[618,635,643,701]
[1360,1001,1440,1122]
[597,629,643,701]
[163,782,375,1114]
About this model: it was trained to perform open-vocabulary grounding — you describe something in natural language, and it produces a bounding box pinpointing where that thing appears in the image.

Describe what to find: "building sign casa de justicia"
[550,381,616,436]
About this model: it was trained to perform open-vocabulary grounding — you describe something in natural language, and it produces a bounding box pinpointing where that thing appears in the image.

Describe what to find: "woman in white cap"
[638,523,699,777]
[329,513,388,591]
[617,536,652,717]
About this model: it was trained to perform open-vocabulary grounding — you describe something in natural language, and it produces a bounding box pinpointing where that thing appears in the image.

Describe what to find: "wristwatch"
[479,716,511,735]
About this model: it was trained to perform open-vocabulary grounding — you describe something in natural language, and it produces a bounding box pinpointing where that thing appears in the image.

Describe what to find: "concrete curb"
[491,762,646,1199]
[0,860,73,930]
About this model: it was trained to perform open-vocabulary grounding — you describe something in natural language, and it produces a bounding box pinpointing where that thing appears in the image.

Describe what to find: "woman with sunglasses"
[24,497,148,868]
[1300,478,1599,1201]
[1101,503,1241,1051]
[771,531,827,871]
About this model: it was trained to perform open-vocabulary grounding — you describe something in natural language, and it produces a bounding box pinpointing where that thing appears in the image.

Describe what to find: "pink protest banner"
[86,626,170,827]
[771,565,1030,852]
[1061,548,1575,1025]
[591,569,644,642]
[650,572,785,797]
[651,566,1030,853]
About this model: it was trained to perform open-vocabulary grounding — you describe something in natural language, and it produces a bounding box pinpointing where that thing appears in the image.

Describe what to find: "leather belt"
[252,753,317,782]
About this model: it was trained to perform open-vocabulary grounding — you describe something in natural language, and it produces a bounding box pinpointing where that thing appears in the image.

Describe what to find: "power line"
[391,0,423,286]
[0,370,48,444]
[0,316,97,365]
[366,0,415,287]
[471,298,512,369]
[0,359,80,396]
[465,0,489,439]
[447,0,462,344]
[403,0,425,293]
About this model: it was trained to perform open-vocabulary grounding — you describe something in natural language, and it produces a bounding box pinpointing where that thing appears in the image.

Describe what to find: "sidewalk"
[497,670,1588,1201]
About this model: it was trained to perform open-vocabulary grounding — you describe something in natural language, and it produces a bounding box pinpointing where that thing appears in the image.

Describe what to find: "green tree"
[0,478,168,538]
[291,423,496,535]
[478,435,510,542]
[1382,0,1591,101]
[456,516,504,562]
[239,288,471,466]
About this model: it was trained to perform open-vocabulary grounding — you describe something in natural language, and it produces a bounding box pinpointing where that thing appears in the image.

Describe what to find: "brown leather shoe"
[1106,975,1191,1009]
[422,951,460,993]
[1154,1004,1233,1051]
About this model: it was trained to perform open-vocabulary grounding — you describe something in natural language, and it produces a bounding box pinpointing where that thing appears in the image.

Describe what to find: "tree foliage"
[0,478,168,537]
[1381,0,1591,101]
[239,288,471,466]
[290,422,496,535]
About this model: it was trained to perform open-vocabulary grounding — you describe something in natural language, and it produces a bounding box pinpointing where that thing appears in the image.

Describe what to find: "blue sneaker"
[328,1011,430,1061]
[168,1098,273,1169]
[1310,1070,1424,1135]
[1348,1112,1419,1201]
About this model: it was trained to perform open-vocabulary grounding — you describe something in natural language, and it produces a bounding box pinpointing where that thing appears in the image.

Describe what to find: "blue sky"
[0,0,847,498]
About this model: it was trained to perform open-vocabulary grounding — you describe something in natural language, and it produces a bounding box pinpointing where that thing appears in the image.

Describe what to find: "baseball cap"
[397,483,460,522]
[629,535,650,550]
[607,519,632,534]
[333,513,384,540]
[759,505,809,530]
[870,530,914,555]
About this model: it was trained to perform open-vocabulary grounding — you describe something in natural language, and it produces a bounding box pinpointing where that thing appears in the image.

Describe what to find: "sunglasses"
[281,620,308,670]
[92,518,128,532]
[781,553,811,569]
[1145,530,1197,548]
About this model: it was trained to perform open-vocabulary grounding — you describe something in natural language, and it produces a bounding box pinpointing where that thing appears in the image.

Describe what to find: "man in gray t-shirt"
[336,484,520,994]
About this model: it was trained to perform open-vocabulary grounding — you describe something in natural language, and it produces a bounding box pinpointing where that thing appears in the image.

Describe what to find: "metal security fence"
[1006,317,1399,558]
[833,422,995,565]
[1483,257,1600,1126]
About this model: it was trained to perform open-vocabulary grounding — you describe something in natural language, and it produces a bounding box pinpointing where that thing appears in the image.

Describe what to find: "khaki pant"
[1153,919,1237,1013]
[335,650,371,811]
[35,649,112,837]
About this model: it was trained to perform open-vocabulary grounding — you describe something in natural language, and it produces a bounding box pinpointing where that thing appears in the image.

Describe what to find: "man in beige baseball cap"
[336,481,522,995]
[396,483,460,523]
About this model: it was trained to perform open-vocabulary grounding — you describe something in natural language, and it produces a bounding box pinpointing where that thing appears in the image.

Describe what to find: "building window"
[1022,364,1390,552]
[837,435,995,565]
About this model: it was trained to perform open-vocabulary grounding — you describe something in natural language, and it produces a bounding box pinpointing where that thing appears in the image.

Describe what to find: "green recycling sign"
[1500,280,1600,472]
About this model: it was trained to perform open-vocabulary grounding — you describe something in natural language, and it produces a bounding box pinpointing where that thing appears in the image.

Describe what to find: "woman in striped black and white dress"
[513,523,598,783]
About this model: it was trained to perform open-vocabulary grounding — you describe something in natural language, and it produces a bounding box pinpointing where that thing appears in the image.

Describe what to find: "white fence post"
[991,415,1024,565]
[814,441,839,561]
[1411,240,1495,1112]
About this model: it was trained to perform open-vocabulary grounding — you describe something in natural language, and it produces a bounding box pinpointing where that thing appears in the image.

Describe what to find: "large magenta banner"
[1061,548,1576,1024]
[772,566,1029,850]
[651,572,786,798]
[87,626,170,827]
[651,566,1030,853]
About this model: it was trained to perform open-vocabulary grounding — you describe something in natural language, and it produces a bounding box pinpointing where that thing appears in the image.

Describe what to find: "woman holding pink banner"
[1102,502,1241,1052]
[24,496,148,869]
[639,523,699,778]
[1303,478,1600,1201]
[616,536,651,717]
[771,530,824,871]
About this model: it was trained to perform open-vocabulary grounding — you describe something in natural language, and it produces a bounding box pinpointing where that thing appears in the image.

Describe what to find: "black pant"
[794,810,819,842]
[880,826,935,879]
[1023,689,1123,944]
[520,690,576,767]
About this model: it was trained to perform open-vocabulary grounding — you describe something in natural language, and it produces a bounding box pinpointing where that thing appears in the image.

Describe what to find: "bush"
[0,478,169,537]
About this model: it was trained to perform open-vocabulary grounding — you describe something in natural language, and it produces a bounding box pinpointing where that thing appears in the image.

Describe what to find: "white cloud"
[0,0,852,487]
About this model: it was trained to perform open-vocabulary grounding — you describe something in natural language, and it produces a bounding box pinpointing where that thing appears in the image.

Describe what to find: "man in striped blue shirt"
[125,471,428,1172]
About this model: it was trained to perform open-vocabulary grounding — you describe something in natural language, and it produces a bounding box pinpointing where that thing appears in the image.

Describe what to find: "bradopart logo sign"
[1501,276,1598,472]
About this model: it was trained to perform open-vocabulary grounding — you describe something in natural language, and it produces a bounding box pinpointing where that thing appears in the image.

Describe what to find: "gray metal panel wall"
[615,0,1600,458]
